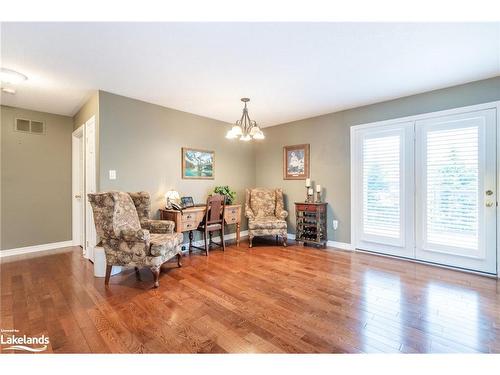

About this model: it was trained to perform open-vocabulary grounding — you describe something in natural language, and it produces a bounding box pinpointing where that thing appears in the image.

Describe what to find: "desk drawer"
[182,221,197,231]
[225,215,239,224]
[182,212,197,221]
[227,207,239,216]
[296,204,316,212]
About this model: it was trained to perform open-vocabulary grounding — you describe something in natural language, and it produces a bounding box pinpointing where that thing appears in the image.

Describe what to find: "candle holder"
[305,188,312,203]
[315,191,321,203]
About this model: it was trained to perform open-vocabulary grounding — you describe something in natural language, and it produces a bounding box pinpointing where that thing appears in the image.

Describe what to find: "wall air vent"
[15,118,45,135]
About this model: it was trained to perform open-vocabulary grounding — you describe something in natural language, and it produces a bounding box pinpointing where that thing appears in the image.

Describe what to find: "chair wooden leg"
[282,235,287,247]
[275,235,279,245]
[105,265,112,286]
[249,236,253,248]
[151,266,160,288]
[204,230,209,256]
[188,230,193,253]
[177,253,182,267]
[209,232,213,247]
[221,227,226,251]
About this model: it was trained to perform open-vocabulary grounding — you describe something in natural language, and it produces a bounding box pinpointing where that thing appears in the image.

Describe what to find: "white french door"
[353,121,415,258]
[415,109,496,273]
[353,108,497,274]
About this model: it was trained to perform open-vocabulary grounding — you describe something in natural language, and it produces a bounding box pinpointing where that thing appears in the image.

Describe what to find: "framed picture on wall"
[283,144,310,180]
[182,147,215,179]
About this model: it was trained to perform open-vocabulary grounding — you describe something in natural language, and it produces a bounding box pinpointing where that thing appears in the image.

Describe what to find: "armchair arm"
[276,210,288,220]
[108,228,150,258]
[142,219,175,234]
[245,188,255,221]
[117,228,150,242]
[245,207,255,221]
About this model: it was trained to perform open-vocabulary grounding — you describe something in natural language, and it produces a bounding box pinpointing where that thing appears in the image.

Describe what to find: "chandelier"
[226,98,265,141]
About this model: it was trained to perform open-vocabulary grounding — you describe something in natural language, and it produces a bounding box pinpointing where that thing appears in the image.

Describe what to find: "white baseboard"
[0,240,74,258]
[326,240,355,251]
[181,230,248,250]
[287,233,354,251]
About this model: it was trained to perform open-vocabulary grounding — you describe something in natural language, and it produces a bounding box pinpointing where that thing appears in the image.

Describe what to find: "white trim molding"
[0,240,74,258]
[326,240,355,251]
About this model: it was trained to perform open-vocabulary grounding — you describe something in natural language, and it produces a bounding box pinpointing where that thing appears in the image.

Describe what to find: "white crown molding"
[0,240,73,258]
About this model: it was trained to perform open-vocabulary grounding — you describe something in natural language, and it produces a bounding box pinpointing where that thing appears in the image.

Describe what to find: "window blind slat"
[426,126,479,250]
[363,135,401,239]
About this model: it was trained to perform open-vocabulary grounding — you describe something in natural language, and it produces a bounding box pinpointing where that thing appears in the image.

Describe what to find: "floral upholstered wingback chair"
[245,188,288,247]
[87,191,184,288]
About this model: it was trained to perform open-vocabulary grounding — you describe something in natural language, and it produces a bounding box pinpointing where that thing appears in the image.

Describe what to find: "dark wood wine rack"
[294,202,328,248]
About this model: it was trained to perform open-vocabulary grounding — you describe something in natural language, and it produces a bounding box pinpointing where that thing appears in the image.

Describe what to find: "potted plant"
[213,186,236,205]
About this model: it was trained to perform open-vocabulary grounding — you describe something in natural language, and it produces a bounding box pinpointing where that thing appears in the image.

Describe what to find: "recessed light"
[1,87,16,95]
[0,68,28,85]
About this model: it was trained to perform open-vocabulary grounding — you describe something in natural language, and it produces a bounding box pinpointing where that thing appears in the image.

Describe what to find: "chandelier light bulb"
[240,134,252,141]
[227,98,264,142]
[225,129,237,139]
[231,124,243,136]
[253,130,265,140]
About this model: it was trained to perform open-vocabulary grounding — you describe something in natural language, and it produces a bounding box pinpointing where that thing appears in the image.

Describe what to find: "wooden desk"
[159,204,242,247]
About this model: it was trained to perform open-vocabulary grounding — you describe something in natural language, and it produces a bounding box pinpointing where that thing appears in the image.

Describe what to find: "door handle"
[485,190,493,196]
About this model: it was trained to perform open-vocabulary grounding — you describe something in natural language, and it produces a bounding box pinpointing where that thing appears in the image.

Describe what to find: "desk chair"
[190,194,226,256]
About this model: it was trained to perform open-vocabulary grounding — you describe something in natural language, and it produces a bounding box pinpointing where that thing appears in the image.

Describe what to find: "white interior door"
[72,127,85,248]
[85,116,97,262]
[415,109,497,273]
[353,121,415,258]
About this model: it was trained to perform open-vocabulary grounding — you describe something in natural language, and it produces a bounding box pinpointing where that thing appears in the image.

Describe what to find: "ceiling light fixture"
[0,68,28,85]
[226,98,264,141]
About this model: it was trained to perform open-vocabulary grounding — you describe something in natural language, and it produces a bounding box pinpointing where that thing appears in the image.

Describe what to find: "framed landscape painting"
[283,144,310,180]
[182,147,215,179]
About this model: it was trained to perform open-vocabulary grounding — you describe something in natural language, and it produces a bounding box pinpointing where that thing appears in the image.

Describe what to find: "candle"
[305,178,311,187]
[308,188,313,195]
[316,185,321,192]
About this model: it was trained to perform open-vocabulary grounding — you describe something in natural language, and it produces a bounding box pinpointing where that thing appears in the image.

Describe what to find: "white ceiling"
[1,22,499,126]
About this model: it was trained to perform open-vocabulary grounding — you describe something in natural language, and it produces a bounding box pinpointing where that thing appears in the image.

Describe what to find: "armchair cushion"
[128,191,151,227]
[248,216,287,230]
[149,232,184,257]
[249,188,277,218]
[113,192,142,234]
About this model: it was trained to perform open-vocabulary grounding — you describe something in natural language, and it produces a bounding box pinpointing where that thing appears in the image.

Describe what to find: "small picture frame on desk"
[180,196,194,208]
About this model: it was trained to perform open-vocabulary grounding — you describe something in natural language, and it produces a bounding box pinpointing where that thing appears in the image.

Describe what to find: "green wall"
[2,76,498,250]
[1,106,73,249]
[254,76,500,243]
[98,91,256,240]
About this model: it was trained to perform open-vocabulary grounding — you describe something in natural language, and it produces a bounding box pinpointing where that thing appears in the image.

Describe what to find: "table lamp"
[165,190,180,209]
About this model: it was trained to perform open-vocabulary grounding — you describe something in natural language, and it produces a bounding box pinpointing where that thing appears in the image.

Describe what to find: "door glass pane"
[426,126,479,250]
[363,135,401,239]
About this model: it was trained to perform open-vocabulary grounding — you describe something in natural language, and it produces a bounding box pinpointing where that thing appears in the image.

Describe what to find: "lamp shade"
[165,190,180,201]
[231,124,243,136]
[165,190,180,209]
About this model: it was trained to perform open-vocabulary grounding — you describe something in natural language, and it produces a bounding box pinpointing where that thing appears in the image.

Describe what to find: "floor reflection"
[424,282,480,351]
[361,269,402,352]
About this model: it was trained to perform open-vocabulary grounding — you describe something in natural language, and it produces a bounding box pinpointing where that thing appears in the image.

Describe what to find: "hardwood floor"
[1,240,499,353]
